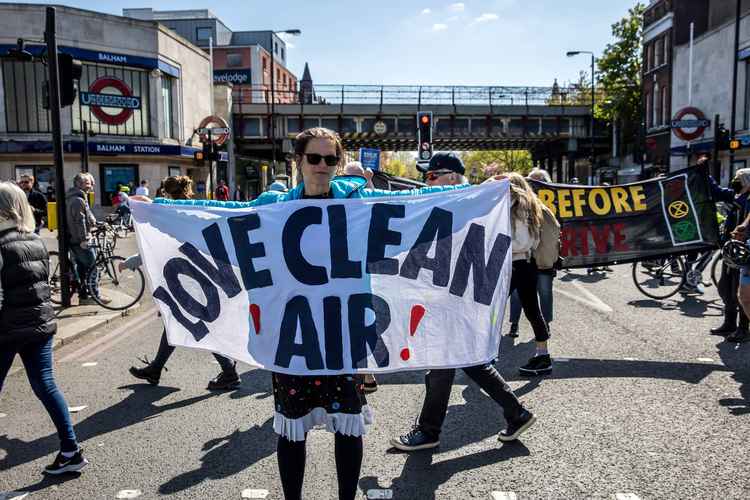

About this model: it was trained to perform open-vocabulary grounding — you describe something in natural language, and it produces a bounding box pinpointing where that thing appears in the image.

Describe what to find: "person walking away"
[150,129,480,500]
[135,180,149,197]
[215,179,230,201]
[391,154,537,453]
[508,168,557,337]
[0,182,88,474]
[233,184,246,201]
[127,176,241,390]
[19,174,47,234]
[66,173,110,305]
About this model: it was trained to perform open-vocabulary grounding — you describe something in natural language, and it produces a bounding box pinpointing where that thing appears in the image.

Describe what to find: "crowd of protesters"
[4,126,750,498]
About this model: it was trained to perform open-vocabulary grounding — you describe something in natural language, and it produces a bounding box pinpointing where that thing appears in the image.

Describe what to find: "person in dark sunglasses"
[150,127,477,500]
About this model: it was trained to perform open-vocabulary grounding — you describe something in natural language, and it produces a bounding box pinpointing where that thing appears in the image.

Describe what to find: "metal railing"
[232,84,606,108]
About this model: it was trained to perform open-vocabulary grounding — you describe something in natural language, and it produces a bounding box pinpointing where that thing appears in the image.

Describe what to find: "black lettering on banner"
[323,296,344,370]
[348,293,391,369]
[179,223,241,298]
[399,207,453,286]
[449,224,511,306]
[154,257,221,341]
[227,213,273,289]
[366,203,405,275]
[328,205,362,279]
[275,296,324,370]
[283,206,328,285]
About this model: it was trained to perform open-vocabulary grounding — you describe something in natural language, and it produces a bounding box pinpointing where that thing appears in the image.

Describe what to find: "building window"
[227,53,243,68]
[197,27,212,41]
[1,61,51,133]
[653,83,660,126]
[72,62,151,136]
[281,47,285,60]
[647,44,654,71]
[15,165,55,200]
[241,117,261,137]
[169,166,181,177]
[655,39,662,67]
[663,36,670,65]
[661,85,669,126]
[646,91,652,128]
[161,76,175,139]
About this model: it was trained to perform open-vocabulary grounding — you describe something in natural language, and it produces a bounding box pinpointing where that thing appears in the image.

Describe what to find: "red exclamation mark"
[401,304,426,361]
[249,304,261,335]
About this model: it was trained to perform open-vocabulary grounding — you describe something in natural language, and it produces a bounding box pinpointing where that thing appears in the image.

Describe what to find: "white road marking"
[615,494,641,500]
[68,405,87,413]
[241,489,269,499]
[81,362,98,367]
[556,282,613,314]
[0,413,6,418]
[491,492,518,500]
[59,305,159,363]
[555,358,570,362]
[697,357,714,362]
[624,357,639,361]
[0,492,29,500]
[115,490,142,499]
[366,489,394,499]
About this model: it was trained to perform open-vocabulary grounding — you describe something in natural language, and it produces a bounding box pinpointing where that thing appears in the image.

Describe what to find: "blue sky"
[31,0,639,86]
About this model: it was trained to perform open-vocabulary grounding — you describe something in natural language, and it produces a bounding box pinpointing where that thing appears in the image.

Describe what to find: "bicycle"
[48,223,146,310]
[632,249,721,300]
[105,209,132,240]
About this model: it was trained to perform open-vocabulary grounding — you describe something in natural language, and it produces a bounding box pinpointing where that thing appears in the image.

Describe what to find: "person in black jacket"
[0,182,88,475]
[19,174,47,234]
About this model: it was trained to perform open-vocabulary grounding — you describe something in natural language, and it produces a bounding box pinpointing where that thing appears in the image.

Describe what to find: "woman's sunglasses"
[424,170,453,181]
[304,153,340,167]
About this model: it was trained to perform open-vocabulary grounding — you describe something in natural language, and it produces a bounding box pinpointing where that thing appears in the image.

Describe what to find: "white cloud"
[472,13,499,24]
[432,23,448,31]
[448,2,465,12]
[421,8,431,14]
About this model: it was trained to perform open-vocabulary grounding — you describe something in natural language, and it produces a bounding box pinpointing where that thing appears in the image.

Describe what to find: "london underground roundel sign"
[80,76,141,126]
[671,107,711,142]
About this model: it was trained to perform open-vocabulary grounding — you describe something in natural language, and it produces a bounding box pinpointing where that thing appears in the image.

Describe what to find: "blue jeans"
[510,271,554,325]
[0,336,79,453]
[70,244,98,297]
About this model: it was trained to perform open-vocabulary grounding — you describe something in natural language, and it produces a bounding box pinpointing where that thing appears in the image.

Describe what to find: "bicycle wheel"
[632,256,686,300]
[87,255,145,310]
[114,222,129,240]
[48,251,63,304]
[710,251,722,288]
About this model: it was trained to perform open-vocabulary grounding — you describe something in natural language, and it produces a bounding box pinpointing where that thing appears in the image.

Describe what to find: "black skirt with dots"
[271,372,373,441]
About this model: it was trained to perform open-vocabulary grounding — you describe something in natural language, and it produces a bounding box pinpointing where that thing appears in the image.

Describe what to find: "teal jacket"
[154,176,470,207]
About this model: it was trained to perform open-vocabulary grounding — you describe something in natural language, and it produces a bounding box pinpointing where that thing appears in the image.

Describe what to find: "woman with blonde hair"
[505,172,553,375]
[0,182,88,474]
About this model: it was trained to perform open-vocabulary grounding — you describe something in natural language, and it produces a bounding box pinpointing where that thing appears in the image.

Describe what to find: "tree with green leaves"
[460,150,533,181]
[596,3,645,153]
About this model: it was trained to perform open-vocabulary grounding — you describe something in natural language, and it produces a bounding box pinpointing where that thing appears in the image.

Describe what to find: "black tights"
[510,259,550,342]
[277,433,363,500]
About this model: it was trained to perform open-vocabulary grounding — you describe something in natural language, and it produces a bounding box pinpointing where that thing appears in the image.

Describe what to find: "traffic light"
[194,150,205,165]
[730,138,742,151]
[717,124,731,151]
[58,54,82,108]
[417,112,433,162]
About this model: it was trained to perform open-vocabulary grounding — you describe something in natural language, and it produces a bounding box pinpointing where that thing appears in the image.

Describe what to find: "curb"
[52,303,142,350]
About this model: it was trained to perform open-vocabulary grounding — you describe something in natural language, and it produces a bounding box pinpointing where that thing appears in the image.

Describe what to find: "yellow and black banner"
[530,166,720,268]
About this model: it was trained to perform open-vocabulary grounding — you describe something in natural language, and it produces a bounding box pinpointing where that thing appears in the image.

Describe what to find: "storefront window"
[169,166,181,177]
[162,76,176,139]
[15,165,55,200]
[72,62,151,137]
[100,164,138,206]
[2,61,51,133]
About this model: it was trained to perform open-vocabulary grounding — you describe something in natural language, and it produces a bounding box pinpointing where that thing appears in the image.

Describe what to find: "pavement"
[1,261,749,499]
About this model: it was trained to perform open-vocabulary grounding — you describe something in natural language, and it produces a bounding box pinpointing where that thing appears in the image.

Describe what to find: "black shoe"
[727,328,750,343]
[44,449,89,475]
[363,380,378,394]
[710,323,737,336]
[129,358,162,385]
[507,322,519,338]
[498,410,536,442]
[390,428,439,451]
[207,371,240,391]
[519,355,552,376]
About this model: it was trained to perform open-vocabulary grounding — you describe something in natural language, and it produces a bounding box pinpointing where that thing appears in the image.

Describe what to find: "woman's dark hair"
[162,176,193,200]
[294,127,344,166]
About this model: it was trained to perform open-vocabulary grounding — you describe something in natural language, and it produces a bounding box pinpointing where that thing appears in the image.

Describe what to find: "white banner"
[131,182,512,375]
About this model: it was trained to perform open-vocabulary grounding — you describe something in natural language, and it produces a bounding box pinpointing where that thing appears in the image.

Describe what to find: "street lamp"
[567,50,596,183]
[270,29,301,178]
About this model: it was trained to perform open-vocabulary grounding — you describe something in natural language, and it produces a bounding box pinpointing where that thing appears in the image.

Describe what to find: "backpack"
[533,203,561,270]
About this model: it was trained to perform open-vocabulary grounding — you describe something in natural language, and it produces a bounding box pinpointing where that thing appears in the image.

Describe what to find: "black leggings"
[277,433,363,500]
[509,259,550,342]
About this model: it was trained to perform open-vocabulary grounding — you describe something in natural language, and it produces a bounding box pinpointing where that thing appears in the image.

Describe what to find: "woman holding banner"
[149,128,476,500]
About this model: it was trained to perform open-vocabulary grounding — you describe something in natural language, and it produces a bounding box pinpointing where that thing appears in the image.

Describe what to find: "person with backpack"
[508,168,559,341]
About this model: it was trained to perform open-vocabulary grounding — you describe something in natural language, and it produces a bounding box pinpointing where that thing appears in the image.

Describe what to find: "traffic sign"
[671,107,710,141]
[359,148,381,171]
[197,115,231,145]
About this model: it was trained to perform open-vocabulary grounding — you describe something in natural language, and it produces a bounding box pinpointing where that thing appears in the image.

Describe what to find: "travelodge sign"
[79,76,141,126]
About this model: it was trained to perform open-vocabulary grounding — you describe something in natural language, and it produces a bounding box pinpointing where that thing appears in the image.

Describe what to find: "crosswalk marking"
[241,489,269,499]
[491,492,518,500]
[696,357,714,362]
[615,494,641,500]
[115,491,142,499]
[366,489,393,499]
[81,362,98,367]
